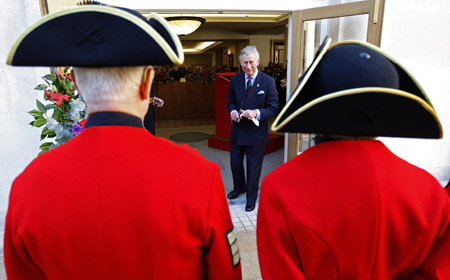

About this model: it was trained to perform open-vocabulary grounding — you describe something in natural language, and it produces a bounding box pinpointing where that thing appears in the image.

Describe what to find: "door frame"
[285,0,386,161]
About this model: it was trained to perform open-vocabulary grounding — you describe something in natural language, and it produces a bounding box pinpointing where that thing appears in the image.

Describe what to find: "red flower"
[64,73,73,82]
[44,88,51,99]
[54,68,62,78]
[48,91,70,106]
[79,119,87,127]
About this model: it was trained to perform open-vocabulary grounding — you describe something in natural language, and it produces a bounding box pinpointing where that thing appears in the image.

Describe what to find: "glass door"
[286,0,385,160]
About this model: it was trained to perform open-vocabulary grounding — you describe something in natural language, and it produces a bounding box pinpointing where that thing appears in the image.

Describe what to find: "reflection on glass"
[303,14,368,71]
[298,14,369,153]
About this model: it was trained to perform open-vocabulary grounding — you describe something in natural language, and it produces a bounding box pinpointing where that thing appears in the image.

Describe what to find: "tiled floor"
[229,197,259,233]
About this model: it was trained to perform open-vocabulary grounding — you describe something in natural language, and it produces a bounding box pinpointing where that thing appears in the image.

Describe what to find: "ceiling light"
[183,41,223,54]
[165,16,205,36]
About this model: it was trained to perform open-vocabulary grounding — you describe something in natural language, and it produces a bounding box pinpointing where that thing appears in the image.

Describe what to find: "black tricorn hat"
[272,37,442,139]
[7,4,184,67]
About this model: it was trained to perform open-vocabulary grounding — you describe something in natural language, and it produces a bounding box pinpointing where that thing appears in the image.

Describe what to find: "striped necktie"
[246,76,252,94]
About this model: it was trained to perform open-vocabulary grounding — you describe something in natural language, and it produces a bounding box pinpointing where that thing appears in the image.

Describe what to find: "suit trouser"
[143,86,155,135]
[230,142,266,205]
[143,104,155,135]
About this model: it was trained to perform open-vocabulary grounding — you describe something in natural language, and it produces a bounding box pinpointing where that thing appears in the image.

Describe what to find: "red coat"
[257,140,450,279]
[5,117,242,279]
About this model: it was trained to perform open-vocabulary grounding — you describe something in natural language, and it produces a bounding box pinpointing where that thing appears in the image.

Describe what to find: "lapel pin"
[257,84,259,87]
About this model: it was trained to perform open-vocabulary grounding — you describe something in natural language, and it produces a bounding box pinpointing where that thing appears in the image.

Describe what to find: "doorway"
[37,0,385,162]
[285,0,386,160]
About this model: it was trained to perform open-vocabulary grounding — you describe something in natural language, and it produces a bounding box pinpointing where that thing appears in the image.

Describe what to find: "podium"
[208,73,284,154]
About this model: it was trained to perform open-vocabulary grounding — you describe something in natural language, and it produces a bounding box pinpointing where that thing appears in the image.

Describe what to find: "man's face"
[240,53,260,77]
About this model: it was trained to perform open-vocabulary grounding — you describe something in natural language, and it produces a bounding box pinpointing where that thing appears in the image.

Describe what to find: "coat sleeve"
[4,199,47,280]
[410,194,450,279]
[257,178,306,280]
[227,77,238,114]
[203,164,242,279]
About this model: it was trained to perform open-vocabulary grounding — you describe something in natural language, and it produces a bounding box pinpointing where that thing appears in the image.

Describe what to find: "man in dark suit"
[227,46,279,211]
[143,85,164,135]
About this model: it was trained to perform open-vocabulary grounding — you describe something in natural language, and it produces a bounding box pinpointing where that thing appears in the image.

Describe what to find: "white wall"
[183,53,213,67]
[379,0,450,182]
[0,1,47,212]
[183,29,284,69]
[249,35,285,69]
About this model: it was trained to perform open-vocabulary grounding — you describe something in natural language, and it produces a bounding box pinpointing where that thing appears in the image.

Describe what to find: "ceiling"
[138,11,289,54]
[182,13,290,35]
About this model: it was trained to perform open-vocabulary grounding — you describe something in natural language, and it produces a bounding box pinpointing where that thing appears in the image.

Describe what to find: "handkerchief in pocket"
[257,90,265,95]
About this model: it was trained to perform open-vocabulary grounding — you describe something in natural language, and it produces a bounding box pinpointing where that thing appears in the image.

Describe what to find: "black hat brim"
[277,87,441,138]
[7,6,184,67]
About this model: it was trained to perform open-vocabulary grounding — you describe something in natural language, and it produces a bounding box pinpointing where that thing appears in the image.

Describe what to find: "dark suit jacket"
[227,71,279,146]
[143,86,155,135]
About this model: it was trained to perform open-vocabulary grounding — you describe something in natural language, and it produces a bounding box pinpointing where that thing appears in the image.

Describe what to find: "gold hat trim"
[271,86,442,138]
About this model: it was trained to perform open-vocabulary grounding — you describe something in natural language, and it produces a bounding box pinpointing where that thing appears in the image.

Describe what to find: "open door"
[285,0,385,160]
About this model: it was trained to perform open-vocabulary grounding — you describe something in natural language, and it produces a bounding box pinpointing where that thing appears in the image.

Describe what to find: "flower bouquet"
[29,67,86,155]
[187,66,215,84]
[153,66,176,85]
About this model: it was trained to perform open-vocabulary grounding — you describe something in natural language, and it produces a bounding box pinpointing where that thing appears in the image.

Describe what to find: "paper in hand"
[239,109,259,126]
[251,118,259,126]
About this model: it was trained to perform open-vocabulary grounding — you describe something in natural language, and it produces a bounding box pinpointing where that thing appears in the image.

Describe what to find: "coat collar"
[85,112,144,128]
[245,69,259,81]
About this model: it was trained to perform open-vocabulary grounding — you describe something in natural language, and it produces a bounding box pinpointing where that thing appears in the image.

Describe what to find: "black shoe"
[245,204,255,212]
[227,190,244,199]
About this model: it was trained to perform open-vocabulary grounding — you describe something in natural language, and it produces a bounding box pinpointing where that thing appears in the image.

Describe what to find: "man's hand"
[239,109,257,120]
[154,97,164,107]
[231,110,241,122]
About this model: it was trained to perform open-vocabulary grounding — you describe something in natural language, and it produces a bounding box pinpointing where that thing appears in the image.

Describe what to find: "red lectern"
[208,73,284,154]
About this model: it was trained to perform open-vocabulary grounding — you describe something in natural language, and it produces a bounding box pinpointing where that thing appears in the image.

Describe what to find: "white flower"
[70,98,86,111]
[50,143,60,150]
[69,110,81,121]
[63,129,72,139]
[69,98,86,121]
[46,116,59,131]
[55,125,64,139]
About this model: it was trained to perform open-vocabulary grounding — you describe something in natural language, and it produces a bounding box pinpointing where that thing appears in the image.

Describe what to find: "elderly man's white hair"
[239,46,260,61]
[73,66,146,106]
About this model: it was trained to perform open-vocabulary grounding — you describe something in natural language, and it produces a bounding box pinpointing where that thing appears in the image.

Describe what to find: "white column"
[0,0,47,211]
[379,0,450,183]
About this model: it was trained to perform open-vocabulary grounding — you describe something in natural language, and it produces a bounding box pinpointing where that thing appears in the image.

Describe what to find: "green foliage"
[29,67,86,156]
[34,84,47,90]
[36,100,47,113]
[33,117,47,127]
[28,109,43,119]
[43,74,57,82]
